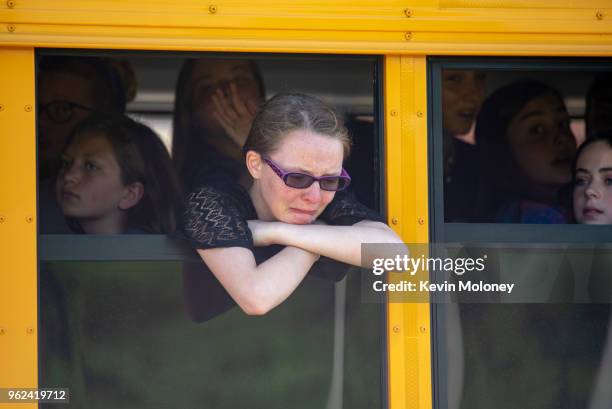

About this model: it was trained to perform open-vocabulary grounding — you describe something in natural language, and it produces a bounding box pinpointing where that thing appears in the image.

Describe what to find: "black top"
[180,180,384,322]
[182,181,385,250]
[444,138,479,222]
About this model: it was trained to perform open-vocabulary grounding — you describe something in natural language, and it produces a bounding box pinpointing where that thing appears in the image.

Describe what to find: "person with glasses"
[38,56,128,180]
[38,56,130,234]
[182,93,402,316]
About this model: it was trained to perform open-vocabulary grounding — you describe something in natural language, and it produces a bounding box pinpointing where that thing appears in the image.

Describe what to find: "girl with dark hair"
[172,58,265,191]
[182,93,401,315]
[474,81,576,223]
[56,113,183,234]
[38,56,134,234]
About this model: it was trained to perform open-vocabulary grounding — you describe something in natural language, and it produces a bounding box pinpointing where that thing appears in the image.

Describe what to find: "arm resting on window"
[248,220,403,267]
[197,245,319,316]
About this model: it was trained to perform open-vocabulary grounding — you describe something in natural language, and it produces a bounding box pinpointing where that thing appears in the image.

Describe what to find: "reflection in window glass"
[40,261,381,408]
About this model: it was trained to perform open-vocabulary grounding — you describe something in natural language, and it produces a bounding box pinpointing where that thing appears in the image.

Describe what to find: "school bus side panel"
[385,55,431,409]
[0,47,37,407]
[0,1,611,55]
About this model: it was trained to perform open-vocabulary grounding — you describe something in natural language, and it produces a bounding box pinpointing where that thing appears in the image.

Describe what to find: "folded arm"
[248,219,403,267]
[197,245,319,316]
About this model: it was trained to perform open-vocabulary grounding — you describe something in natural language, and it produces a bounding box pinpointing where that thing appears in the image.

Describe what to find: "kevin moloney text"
[373,280,515,294]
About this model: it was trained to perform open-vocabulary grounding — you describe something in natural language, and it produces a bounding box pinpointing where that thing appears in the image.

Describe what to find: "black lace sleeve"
[319,190,385,226]
[182,184,254,249]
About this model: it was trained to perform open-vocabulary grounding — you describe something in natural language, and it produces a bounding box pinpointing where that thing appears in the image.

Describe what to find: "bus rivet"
[0,104,4,112]
[7,24,15,32]
[419,326,427,333]
[390,109,398,117]
[596,10,603,20]
[416,111,423,118]
[393,326,400,333]
[7,0,15,8]
[404,8,412,17]
[418,218,424,225]
[209,4,217,13]
[25,215,32,223]
[0,215,5,223]
[404,32,412,41]
[24,104,32,112]
[26,327,34,335]
[0,328,5,335]
[391,217,399,225]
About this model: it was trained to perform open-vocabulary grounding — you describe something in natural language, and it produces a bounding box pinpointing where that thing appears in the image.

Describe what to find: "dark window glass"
[430,58,612,409]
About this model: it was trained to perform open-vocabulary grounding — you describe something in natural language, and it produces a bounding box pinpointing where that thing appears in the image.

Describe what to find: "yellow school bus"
[1,1,611,408]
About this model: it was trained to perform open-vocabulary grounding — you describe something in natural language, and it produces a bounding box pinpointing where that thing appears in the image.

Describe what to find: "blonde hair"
[243,93,351,159]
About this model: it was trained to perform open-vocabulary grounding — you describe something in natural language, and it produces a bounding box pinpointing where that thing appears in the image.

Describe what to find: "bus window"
[437,64,612,225]
[38,51,385,408]
[431,59,612,409]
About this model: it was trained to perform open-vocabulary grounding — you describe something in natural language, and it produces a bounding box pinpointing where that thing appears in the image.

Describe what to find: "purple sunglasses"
[262,157,351,191]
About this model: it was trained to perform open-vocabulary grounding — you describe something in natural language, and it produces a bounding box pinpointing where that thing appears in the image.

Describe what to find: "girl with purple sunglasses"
[182,93,402,315]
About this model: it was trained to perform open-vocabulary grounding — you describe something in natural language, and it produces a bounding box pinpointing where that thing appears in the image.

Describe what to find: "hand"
[211,83,259,148]
[247,220,279,247]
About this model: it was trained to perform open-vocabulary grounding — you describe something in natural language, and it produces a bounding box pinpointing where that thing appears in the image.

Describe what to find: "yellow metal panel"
[441,0,611,8]
[385,55,431,409]
[0,2,611,55]
[3,4,611,33]
[2,7,610,34]
[385,56,407,409]
[0,47,37,408]
[442,0,572,7]
[1,30,611,57]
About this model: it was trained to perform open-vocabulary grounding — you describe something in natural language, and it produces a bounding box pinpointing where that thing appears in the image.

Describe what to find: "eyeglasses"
[39,100,95,124]
[263,157,351,191]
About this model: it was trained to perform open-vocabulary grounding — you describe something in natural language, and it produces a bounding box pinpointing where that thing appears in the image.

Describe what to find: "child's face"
[56,131,131,230]
[573,140,612,224]
[506,93,576,188]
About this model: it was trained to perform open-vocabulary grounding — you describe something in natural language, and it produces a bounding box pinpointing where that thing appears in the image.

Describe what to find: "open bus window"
[38,52,384,408]
[440,67,612,224]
